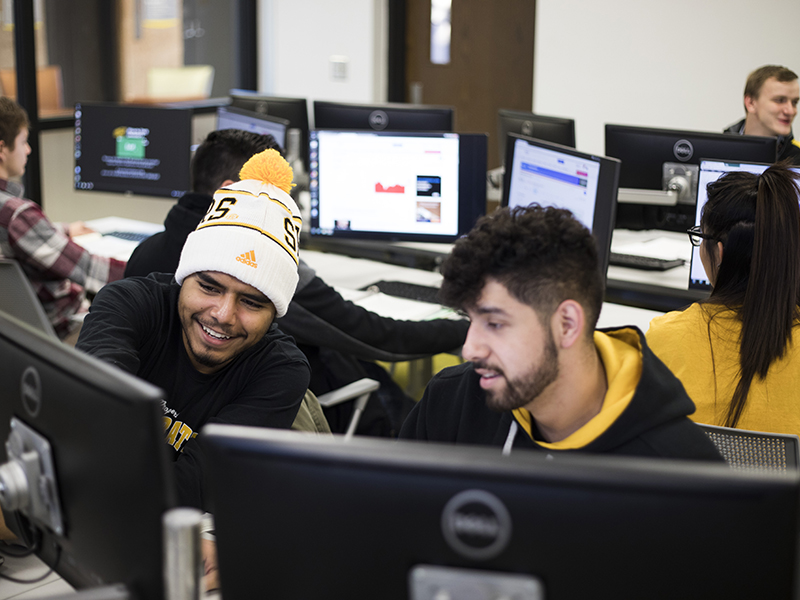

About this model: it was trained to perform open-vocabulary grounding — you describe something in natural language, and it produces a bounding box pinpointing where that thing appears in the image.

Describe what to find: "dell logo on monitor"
[441,489,512,560]
[673,139,694,162]
[521,120,534,137]
[368,110,389,130]
[21,366,42,418]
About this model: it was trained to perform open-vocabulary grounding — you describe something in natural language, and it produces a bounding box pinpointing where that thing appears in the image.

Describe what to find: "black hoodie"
[400,326,723,462]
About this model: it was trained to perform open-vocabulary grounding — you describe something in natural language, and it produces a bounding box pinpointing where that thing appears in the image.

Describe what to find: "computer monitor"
[688,159,800,291]
[202,425,800,600]
[215,105,289,151]
[228,91,310,170]
[501,133,620,277]
[497,109,575,167]
[0,310,176,600]
[313,100,454,132]
[308,129,486,243]
[604,124,777,231]
[74,102,192,199]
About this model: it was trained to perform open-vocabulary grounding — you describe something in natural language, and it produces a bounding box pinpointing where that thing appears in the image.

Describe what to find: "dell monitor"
[215,105,289,151]
[228,91,310,170]
[308,129,486,243]
[605,124,777,232]
[313,100,454,132]
[74,102,192,199]
[497,109,575,167]
[0,310,176,600]
[501,133,620,277]
[202,425,800,600]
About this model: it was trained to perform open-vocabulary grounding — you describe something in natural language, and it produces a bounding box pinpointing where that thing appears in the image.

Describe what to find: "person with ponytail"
[647,163,800,434]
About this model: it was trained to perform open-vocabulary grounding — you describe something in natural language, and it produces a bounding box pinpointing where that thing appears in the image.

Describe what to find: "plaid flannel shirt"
[0,179,126,337]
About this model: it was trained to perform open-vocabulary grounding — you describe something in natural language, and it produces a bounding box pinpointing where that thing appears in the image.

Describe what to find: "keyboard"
[609,252,685,271]
[104,230,152,243]
[362,280,442,304]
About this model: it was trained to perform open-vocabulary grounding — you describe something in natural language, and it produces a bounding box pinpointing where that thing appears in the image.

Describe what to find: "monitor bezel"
[202,425,800,600]
[497,109,576,166]
[313,100,454,132]
[228,91,310,170]
[0,310,175,600]
[73,102,193,199]
[500,132,620,278]
[308,129,486,244]
[215,104,290,150]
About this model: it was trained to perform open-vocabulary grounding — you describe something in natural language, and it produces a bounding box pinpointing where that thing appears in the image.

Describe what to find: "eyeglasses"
[686,226,716,247]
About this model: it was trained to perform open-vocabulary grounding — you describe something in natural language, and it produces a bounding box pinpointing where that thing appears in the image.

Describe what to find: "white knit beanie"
[175,149,301,317]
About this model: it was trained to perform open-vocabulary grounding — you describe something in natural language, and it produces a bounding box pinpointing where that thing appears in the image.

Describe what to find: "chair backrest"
[697,423,800,473]
[146,65,215,101]
[0,65,64,111]
[291,389,332,435]
[0,259,58,339]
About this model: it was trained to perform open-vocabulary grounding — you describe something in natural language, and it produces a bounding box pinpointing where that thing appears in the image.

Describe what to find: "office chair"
[291,378,380,440]
[697,423,800,472]
[316,378,380,440]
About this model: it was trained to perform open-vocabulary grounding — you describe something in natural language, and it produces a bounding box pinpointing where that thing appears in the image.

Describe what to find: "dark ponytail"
[701,163,800,427]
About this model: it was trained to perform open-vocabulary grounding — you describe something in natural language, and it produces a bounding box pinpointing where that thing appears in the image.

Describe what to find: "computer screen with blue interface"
[501,133,620,276]
[689,160,772,290]
[308,129,486,243]
[215,105,288,151]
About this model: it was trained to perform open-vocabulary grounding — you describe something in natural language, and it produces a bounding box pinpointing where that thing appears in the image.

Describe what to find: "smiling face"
[178,271,276,374]
[0,127,31,180]
[462,279,560,412]
[745,77,800,138]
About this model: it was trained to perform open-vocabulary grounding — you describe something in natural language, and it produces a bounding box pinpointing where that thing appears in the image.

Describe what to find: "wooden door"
[405,0,535,168]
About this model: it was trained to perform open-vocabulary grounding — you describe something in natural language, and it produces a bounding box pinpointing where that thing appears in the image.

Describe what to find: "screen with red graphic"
[309,130,486,242]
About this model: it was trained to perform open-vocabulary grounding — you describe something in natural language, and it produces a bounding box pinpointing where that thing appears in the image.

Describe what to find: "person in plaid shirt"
[0,98,125,340]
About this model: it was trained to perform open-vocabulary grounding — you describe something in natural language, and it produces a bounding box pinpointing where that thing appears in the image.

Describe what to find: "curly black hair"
[439,205,604,330]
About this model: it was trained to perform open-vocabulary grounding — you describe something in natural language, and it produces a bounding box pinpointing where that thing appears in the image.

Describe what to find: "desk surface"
[301,249,664,332]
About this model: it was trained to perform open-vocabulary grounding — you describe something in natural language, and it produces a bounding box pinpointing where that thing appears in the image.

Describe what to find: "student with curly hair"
[400,204,721,462]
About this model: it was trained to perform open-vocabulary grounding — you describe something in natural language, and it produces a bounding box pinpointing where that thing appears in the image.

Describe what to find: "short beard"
[480,329,559,412]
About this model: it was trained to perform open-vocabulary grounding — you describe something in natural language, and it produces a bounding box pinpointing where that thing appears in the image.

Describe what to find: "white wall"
[258,0,388,112]
[534,0,800,155]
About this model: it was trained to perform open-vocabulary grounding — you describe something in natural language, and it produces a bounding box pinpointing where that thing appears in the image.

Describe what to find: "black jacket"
[125,192,213,278]
[723,118,800,165]
[400,327,723,462]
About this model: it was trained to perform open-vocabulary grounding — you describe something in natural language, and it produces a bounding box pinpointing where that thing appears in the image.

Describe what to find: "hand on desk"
[68,221,96,238]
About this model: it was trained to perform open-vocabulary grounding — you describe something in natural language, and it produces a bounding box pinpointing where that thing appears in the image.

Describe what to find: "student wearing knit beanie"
[76,149,311,510]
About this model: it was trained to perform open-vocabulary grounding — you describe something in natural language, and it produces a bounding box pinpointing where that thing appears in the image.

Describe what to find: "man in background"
[0,97,124,340]
[725,65,800,164]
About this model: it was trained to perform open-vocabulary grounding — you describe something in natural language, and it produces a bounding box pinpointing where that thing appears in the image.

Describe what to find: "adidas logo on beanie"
[175,149,302,317]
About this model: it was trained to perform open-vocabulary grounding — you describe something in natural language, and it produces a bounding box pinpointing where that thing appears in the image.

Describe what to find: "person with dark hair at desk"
[400,205,722,462]
[125,128,281,278]
[648,164,800,436]
[724,65,800,164]
[0,97,124,340]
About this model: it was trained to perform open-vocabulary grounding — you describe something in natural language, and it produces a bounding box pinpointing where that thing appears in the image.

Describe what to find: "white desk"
[301,249,664,332]
[0,551,73,599]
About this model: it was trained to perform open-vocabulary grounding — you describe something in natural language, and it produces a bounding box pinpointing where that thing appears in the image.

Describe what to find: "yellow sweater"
[646,303,800,436]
